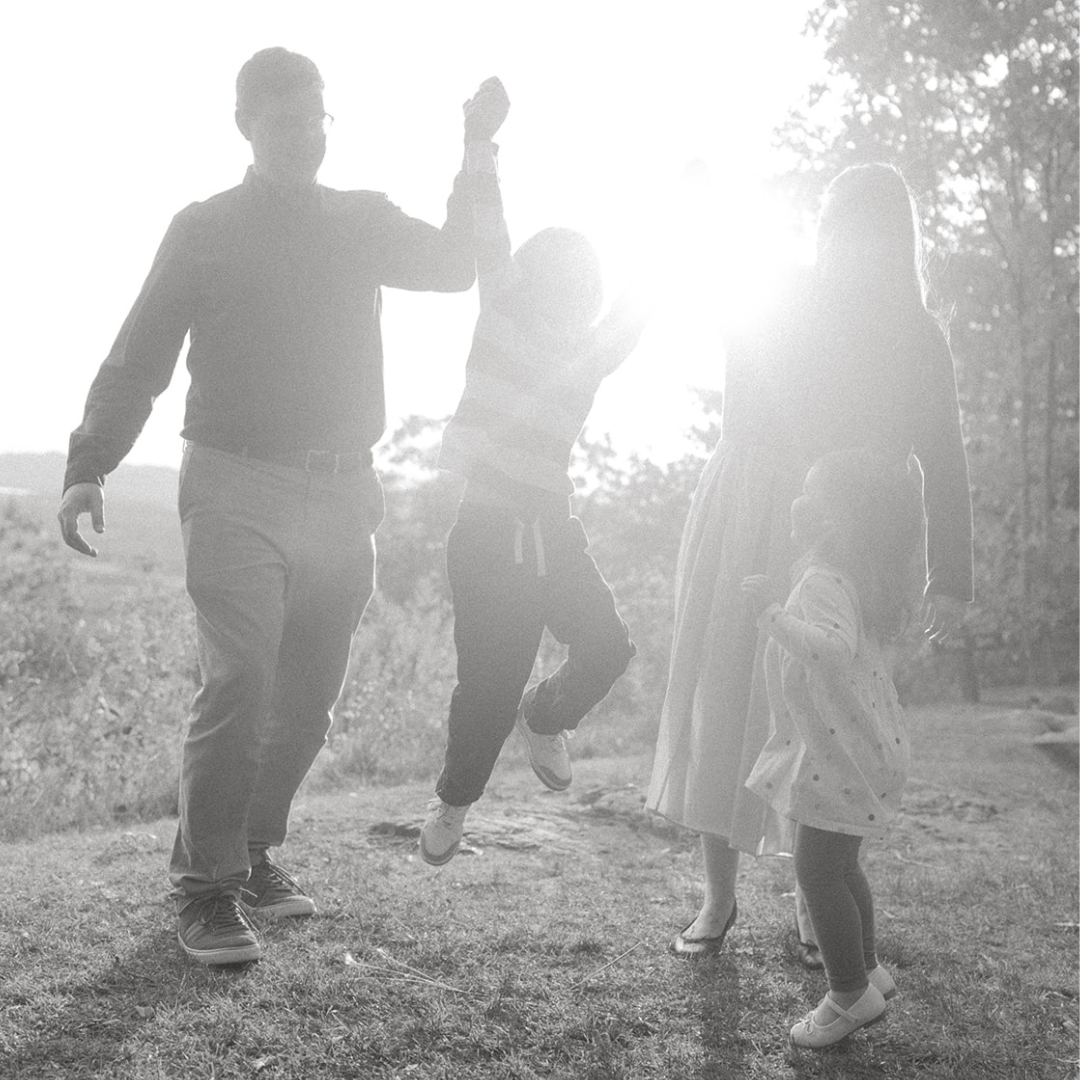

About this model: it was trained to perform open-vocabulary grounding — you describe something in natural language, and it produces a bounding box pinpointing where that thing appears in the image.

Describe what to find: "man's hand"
[922,592,965,643]
[57,482,105,557]
[742,574,784,618]
[463,77,510,142]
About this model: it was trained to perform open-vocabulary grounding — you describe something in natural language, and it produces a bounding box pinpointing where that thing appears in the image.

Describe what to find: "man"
[58,48,490,966]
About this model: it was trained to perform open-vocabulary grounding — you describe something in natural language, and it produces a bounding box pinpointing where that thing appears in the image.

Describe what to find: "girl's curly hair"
[800,447,925,641]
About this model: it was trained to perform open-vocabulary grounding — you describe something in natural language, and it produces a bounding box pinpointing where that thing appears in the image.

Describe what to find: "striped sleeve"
[576,288,650,380]
[465,139,515,307]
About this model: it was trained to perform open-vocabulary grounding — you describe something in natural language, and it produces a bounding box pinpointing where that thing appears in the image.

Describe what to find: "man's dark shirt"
[65,166,475,490]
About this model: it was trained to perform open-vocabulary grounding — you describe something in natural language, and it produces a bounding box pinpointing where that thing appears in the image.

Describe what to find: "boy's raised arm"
[579,280,652,380]
[462,77,512,302]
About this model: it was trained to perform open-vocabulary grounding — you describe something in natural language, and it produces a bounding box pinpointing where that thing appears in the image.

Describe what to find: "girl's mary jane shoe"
[790,984,887,1050]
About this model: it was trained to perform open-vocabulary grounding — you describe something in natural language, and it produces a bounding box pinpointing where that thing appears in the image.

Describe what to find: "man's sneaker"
[419,800,471,866]
[178,893,262,966]
[240,857,318,918]
[515,689,572,791]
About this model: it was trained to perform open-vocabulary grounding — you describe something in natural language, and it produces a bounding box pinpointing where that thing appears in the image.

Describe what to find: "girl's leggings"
[794,823,878,994]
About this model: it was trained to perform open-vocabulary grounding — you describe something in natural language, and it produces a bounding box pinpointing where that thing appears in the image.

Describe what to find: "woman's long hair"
[799,448,926,642]
[793,164,939,461]
[815,162,928,309]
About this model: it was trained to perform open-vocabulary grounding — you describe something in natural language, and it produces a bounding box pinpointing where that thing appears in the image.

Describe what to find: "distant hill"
[0,452,179,509]
[0,452,184,579]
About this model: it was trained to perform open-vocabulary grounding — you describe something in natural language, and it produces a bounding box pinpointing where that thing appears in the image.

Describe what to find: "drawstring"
[512,518,547,577]
[513,521,525,566]
[533,520,547,577]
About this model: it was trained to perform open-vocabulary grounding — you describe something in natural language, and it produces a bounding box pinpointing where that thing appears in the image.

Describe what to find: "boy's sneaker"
[178,893,262,966]
[515,689,572,791]
[240,857,317,918]
[419,800,471,865]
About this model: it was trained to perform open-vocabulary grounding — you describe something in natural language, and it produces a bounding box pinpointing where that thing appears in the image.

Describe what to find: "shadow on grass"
[687,954,749,1078]
[3,923,259,1079]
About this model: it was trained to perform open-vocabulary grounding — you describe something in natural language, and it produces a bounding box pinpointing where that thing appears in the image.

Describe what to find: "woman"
[646,163,974,957]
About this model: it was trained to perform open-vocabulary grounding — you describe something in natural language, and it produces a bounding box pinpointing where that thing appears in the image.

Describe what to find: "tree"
[374,414,460,609]
[775,0,1079,685]
[569,388,723,723]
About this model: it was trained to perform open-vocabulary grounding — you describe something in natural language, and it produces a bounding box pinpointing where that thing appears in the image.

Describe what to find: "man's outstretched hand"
[464,77,510,142]
[57,482,105,557]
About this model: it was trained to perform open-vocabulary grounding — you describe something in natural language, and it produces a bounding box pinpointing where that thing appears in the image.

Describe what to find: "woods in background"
[0,0,1075,838]
[775,0,1079,687]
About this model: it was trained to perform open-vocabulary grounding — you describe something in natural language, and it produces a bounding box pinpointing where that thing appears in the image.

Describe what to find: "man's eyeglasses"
[261,112,335,135]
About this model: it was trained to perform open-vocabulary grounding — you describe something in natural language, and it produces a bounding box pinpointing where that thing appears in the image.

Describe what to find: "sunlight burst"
[587,161,813,460]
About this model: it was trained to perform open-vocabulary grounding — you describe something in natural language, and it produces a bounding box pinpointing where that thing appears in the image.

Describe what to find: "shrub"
[0,502,196,839]
[310,586,458,790]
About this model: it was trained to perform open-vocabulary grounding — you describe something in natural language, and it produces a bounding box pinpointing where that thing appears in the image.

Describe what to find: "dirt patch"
[366,778,684,859]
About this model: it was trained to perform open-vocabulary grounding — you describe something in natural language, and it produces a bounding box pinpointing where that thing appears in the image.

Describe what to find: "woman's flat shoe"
[790,984,887,1049]
[670,900,737,957]
[796,938,824,970]
[793,915,824,970]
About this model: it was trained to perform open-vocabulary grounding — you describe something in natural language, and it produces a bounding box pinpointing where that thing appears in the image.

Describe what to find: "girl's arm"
[744,570,859,669]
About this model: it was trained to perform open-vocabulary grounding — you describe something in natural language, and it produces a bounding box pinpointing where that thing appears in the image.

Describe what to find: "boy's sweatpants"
[436,503,636,807]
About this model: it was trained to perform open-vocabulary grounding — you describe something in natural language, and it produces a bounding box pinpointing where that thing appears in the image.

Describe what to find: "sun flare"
[584,162,814,461]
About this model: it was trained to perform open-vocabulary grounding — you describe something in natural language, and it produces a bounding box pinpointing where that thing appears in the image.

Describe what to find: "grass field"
[0,700,1076,1079]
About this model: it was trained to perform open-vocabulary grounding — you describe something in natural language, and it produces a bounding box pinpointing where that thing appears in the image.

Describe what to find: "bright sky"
[6,1,823,470]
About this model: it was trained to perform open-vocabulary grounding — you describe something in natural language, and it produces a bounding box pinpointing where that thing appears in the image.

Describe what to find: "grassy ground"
[0,702,1076,1079]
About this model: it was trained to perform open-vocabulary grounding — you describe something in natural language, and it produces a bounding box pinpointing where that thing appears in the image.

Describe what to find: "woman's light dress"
[646,271,973,854]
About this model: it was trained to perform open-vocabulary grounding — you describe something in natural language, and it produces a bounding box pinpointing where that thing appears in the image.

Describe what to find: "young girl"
[742,447,925,1049]
[419,79,646,865]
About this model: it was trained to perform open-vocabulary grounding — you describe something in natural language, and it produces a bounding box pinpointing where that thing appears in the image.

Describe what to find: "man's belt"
[193,439,373,475]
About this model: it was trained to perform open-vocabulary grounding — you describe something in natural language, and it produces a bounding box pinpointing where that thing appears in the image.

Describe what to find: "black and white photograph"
[1,2,1076,1077]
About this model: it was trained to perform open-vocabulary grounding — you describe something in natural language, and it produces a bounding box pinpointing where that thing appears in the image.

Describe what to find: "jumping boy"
[419,78,648,865]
